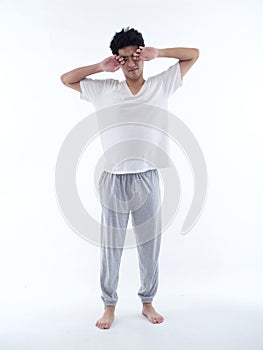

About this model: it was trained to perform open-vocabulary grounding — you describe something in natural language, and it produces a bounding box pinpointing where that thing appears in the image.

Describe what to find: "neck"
[125,76,145,88]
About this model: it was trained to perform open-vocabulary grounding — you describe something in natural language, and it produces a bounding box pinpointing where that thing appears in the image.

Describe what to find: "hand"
[99,55,125,72]
[132,46,158,61]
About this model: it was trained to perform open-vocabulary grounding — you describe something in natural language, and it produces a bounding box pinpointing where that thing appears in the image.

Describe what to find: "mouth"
[128,68,138,72]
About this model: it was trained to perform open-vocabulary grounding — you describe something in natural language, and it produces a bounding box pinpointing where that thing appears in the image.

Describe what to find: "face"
[118,45,144,80]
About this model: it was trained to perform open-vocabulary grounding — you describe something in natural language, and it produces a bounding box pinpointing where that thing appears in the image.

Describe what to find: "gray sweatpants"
[98,169,162,306]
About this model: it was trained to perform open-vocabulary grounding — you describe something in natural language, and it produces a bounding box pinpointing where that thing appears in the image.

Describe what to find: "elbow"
[194,48,200,59]
[60,73,72,85]
[60,74,68,85]
[188,48,199,62]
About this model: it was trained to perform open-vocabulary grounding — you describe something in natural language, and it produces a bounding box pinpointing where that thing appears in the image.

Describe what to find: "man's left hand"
[133,46,158,61]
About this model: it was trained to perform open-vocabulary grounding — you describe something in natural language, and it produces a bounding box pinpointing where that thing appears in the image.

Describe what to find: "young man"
[61,27,199,329]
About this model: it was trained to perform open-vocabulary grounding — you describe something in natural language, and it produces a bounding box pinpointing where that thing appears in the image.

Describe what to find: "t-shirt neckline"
[124,79,148,96]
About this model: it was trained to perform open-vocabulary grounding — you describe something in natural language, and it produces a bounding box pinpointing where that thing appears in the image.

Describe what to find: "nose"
[127,56,136,68]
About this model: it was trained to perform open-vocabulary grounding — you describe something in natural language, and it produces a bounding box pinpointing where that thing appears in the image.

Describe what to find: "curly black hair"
[109,27,145,55]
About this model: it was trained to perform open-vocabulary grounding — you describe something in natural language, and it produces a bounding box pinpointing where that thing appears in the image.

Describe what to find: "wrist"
[156,48,163,58]
[97,61,104,72]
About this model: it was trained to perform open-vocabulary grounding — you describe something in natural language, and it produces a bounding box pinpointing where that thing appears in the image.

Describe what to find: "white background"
[0,0,263,349]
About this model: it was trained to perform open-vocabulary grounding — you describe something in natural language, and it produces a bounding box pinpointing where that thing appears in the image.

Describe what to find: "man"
[61,27,199,329]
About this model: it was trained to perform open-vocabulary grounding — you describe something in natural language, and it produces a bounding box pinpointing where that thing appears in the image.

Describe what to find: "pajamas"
[98,169,162,306]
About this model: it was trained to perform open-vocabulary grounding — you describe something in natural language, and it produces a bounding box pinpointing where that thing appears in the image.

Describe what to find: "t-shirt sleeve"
[79,78,118,102]
[154,60,183,97]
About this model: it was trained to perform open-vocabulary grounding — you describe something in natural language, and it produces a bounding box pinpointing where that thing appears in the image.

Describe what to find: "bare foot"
[95,305,115,329]
[142,303,164,324]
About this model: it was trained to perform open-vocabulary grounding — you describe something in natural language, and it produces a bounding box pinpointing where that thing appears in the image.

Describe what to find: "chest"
[93,80,168,110]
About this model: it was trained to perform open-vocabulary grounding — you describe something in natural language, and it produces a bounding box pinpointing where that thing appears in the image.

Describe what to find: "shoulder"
[149,61,181,81]
[147,61,182,96]
[80,78,120,102]
[80,77,119,90]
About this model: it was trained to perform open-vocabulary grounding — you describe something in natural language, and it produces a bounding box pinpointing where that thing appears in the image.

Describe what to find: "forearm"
[157,47,199,61]
[60,62,103,84]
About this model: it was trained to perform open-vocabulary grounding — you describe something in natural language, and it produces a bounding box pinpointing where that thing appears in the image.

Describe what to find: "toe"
[103,321,109,329]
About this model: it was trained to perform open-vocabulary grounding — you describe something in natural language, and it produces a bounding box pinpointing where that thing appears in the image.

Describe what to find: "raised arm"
[133,46,199,79]
[157,47,199,78]
[60,55,124,92]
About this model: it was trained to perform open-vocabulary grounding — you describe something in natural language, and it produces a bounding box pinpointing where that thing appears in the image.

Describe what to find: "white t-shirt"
[80,61,183,174]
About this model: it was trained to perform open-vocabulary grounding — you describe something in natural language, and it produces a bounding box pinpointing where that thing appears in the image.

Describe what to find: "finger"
[116,56,123,62]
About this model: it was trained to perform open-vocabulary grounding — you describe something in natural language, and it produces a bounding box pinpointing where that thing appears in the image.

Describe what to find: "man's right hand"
[99,55,124,72]
[61,55,125,93]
